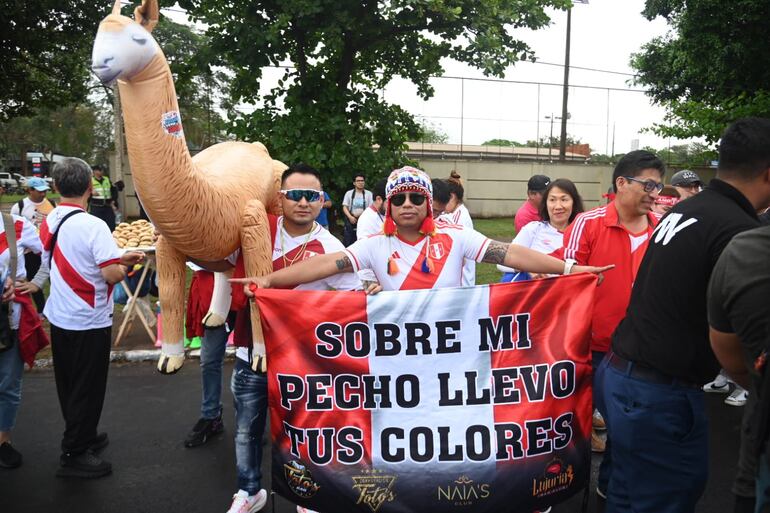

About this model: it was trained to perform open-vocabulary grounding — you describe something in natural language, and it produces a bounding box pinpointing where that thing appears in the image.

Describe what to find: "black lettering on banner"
[362,375,393,409]
[405,322,432,355]
[525,418,553,457]
[492,367,521,404]
[345,322,371,358]
[278,374,305,410]
[283,421,306,458]
[437,426,464,461]
[337,427,365,464]
[553,412,574,450]
[315,322,343,358]
[334,374,361,410]
[478,313,532,351]
[494,422,524,460]
[520,364,549,402]
[466,425,492,461]
[381,427,405,462]
[306,375,333,410]
[395,374,420,408]
[307,427,336,466]
[435,320,462,354]
[410,426,434,463]
[438,373,463,406]
[465,370,491,405]
[550,361,576,399]
[374,323,401,356]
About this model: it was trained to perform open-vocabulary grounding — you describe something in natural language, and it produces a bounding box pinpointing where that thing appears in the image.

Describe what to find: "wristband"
[563,258,576,275]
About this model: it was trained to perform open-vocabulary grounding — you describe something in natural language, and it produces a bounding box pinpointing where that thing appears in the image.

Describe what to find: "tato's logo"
[437,475,491,507]
[284,460,321,498]
[351,469,396,512]
[532,458,574,498]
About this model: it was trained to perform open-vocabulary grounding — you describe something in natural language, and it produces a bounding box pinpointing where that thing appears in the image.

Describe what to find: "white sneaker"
[703,373,730,393]
[297,507,319,513]
[725,387,748,407]
[227,489,267,513]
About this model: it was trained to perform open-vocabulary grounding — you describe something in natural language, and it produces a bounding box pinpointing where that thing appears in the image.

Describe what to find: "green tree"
[632,0,770,141]
[481,139,525,147]
[526,135,582,148]
[417,119,449,144]
[178,0,570,193]
[0,1,107,120]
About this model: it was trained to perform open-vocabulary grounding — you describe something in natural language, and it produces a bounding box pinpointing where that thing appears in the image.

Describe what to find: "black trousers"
[343,217,357,247]
[90,204,116,232]
[23,252,45,312]
[50,324,111,456]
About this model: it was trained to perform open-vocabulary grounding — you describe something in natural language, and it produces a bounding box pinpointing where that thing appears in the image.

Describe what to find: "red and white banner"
[255,273,597,513]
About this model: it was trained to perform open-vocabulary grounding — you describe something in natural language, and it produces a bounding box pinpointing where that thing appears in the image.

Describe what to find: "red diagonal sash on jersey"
[0,220,24,254]
[399,233,453,290]
[272,239,326,272]
[53,247,96,307]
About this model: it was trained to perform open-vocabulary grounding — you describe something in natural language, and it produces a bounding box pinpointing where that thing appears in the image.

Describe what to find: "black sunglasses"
[280,189,322,202]
[390,193,426,207]
[623,176,664,194]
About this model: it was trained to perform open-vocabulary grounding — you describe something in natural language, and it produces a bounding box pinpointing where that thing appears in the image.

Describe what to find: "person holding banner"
[235,166,610,296]
[225,163,362,513]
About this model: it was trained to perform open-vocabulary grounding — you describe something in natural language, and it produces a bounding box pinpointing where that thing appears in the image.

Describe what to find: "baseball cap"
[670,170,702,187]
[527,175,551,192]
[27,177,50,191]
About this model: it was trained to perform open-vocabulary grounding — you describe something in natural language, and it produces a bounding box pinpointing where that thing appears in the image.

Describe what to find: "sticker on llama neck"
[161,111,183,138]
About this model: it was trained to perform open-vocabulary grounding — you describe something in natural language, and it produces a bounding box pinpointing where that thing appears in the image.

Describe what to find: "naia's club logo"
[436,475,491,507]
[284,460,321,498]
[532,458,574,498]
[351,468,397,513]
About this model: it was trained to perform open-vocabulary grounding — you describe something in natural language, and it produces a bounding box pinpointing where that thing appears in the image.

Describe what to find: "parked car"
[0,172,18,190]
[13,173,27,188]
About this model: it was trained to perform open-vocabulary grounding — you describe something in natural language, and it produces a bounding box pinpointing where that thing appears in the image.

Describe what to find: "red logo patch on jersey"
[302,250,318,260]
[429,242,446,260]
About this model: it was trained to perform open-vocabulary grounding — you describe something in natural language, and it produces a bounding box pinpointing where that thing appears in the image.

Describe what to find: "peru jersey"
[1,215,42,328]
[41,204,123,330]
[343,224,490,291]
[439,204,475,286]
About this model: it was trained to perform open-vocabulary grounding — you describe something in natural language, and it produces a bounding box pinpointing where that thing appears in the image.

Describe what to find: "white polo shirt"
[0,215,42,328]
[343,223,490,291]
[41,204,123,330]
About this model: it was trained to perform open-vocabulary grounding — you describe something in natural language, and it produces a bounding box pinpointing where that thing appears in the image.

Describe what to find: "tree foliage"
[481,139,525,147]
[417,119,449,144]
[177,0,570,193]
[632,0,770,141]
[0,1,107,120]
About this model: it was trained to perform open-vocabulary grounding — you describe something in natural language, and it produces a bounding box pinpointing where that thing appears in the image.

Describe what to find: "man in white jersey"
[236,167,610,297]
[225,163,361,513]
[356,178,387,239]
[40,158,143,479]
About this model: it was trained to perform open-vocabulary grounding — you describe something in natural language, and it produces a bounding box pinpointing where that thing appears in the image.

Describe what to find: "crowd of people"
[1,118,770,513]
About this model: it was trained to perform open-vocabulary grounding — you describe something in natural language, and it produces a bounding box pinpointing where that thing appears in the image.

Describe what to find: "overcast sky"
[166,0,691,154]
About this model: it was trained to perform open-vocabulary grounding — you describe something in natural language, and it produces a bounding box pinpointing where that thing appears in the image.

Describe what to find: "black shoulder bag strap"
[49,210,85,259]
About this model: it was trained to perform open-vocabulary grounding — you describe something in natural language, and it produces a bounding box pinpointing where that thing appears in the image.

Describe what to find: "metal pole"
[536,83,541,159]
[460,78,464,157]
[605,88,610,155]
[549,114,554,162]
[559,8,572,161]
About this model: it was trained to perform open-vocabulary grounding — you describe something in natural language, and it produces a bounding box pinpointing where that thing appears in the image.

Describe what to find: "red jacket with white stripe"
[554,202,659,352]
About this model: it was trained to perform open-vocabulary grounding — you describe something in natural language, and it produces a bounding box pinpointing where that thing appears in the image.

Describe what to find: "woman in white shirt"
[499,178,584,282]
[440,171,476,286]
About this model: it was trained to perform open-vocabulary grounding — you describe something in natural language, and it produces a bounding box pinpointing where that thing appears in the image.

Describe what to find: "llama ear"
[134,0,159,32]
[111,0,122,15]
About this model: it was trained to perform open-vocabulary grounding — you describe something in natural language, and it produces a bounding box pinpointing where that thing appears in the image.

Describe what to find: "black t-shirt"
[612,179,760,384]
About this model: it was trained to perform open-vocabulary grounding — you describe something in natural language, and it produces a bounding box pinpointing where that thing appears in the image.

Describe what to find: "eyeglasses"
[280,189,322,202]
[390,193,426,207]
[623,176,664,193]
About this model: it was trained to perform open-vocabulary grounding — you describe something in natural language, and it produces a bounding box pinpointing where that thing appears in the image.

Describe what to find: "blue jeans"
[231,358,268,495]
[0,342,23,432]
[200,325,228,420]
[593,351,611,496]
[601,361,708,513]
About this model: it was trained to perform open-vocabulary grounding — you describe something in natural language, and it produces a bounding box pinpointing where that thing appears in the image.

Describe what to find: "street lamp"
[545,113,570,162]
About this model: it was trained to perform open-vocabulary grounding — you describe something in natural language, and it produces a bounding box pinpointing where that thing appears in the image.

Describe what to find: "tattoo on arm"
[335,255,353,271]
[481,241,509,265]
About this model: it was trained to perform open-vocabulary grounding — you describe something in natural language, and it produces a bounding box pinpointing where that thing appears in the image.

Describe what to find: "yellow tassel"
[387,257,400,275]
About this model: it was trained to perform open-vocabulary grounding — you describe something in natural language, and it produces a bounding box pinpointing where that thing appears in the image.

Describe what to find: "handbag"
[0,213,18,352]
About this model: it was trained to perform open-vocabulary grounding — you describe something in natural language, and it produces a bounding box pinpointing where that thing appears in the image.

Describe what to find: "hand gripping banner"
[254,273,597,513]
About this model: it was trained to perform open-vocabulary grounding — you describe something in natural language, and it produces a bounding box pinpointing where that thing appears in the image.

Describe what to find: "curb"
[33,346,237,369]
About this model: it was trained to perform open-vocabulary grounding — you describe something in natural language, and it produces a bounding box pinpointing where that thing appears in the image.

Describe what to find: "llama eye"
[132,35,147,45]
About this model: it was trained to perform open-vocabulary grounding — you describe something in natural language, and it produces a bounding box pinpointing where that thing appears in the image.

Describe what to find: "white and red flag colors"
[254,273,597,513]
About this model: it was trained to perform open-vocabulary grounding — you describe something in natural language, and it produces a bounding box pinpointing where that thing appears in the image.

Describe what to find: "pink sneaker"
[226,489,267,513]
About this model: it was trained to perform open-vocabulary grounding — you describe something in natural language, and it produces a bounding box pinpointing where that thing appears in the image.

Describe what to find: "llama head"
[92,0,161,85]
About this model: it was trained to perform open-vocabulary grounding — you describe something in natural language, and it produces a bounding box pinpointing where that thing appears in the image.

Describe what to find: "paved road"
[1,362,744,513]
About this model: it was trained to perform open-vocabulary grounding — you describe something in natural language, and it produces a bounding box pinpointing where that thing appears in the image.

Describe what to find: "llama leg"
[241,199,272,372]
[202,269,233,327]
[155,236,187,374]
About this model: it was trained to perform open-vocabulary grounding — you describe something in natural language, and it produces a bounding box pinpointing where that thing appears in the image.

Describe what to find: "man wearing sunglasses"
[224,163,361,513]
[555,150,664,484]
[235,166,610,295]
